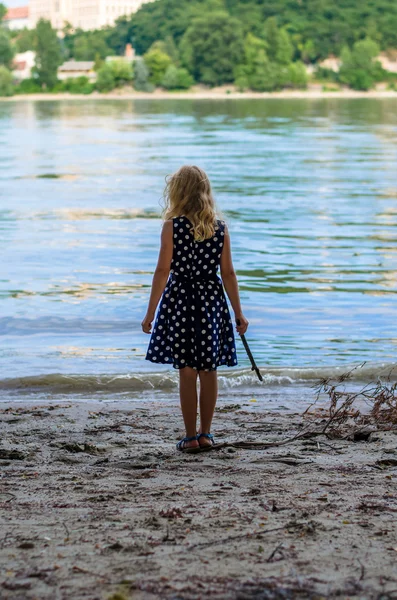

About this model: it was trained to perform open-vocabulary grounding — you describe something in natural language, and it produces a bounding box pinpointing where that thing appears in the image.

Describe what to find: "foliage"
[143,48,172,85]
[180,11,244,86]
[33,19,62,88]
[14,77,42,94]
[133,57,153,92]
[0,65,13,96]
[53,76,94,94]
[234,25,307,92]
[339,37,384,90]
[72,32,114,61]
[0,29,14,69]
[14,28,36,53]
[95,64,116,92]
[0,2,6,22]
[107,58,133,85]
[161,65,194,90]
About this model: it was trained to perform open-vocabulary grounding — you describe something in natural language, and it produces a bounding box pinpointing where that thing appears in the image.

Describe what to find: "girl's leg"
[198,370,218,447]
[179,367,199,448]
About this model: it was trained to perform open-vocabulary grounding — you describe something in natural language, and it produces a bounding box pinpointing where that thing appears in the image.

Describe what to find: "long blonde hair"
[163,165,218,241]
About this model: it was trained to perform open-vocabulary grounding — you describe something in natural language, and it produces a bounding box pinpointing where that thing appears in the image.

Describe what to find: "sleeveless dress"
[145,216,237,371]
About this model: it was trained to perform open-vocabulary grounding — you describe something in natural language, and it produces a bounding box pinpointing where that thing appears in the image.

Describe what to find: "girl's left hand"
[141,313,154,334]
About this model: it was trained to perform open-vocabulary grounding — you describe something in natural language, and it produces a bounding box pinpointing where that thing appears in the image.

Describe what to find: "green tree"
[339,37,383,90]
[0,65,13,96]
[285,61,308,88]
[33,19,62,88]
[143,48,172,85]
[161,64,194,89]
[0,2,6,22]
[180,11,244,86]
[150,37,179,64]
[0,29,15,69]
[108,58,133,85]
[14,28,36,53]
[133,57,153,91]
[263,18,293,65]
[73,32,113,61]
[95,64,115,92]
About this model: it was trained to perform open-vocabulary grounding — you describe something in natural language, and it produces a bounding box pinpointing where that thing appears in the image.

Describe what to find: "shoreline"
[2,88,397,102]
[1,398,396,599]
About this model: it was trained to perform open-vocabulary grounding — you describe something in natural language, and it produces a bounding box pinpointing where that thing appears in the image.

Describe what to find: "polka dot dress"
[146,216,238,371]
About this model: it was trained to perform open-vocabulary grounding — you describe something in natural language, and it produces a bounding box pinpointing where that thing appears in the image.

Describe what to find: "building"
[58,60,96,81]
[12,51,36,80]
[29,0,152,31]
[3,6,30,30]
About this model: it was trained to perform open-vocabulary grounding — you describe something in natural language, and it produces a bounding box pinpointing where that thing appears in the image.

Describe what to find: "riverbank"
[1,398,397,599]
[2,85,397,101]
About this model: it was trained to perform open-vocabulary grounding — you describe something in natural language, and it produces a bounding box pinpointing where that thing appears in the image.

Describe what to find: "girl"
[141,165,248,453]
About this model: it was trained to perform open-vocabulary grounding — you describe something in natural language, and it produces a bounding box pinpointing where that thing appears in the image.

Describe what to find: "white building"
[58,60,96,81]
[12,51,36,80]
[3,6,30,30]
[29,0,152,31]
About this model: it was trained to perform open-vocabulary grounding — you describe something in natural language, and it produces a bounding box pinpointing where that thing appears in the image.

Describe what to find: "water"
[1,98,397,400]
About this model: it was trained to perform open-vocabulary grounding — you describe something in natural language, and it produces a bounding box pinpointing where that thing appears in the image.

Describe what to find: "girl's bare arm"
[141,220,173,334]
[220,225,248,335]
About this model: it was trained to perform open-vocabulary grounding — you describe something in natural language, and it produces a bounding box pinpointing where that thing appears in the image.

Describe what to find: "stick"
[236,319,263,382]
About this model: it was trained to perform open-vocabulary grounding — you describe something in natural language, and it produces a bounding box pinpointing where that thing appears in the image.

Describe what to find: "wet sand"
[1,398,397,599]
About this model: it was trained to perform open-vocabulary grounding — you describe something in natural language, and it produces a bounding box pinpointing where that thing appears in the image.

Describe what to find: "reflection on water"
[1,98,397,378]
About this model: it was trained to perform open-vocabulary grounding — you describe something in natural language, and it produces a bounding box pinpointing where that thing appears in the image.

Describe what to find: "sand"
[2,85,397,102]
[1,397,397,600]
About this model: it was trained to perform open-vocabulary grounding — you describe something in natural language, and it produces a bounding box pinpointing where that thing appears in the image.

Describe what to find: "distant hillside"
[128,0,397,60]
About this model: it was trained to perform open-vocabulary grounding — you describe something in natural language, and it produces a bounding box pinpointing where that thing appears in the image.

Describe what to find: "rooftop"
[4,6,29,20]
[59,61,95,71]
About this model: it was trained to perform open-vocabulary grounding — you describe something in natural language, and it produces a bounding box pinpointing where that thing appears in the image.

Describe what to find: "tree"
[0,65,13,96]
[0,2,6,22]
[108,59,133,85]
[133,57,153,91]
[161,65,194,89]
[143,48,172,85]
[33,19,62,88]
[180,11,244,86]
[14,28,36,53]
[0,29,14,69]
[263,18,293,65]
[339,37,383,90]
[95,64,116,92]
[73,32,113,61]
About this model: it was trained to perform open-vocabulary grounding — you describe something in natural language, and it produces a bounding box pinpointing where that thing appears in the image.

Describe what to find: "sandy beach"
[1,397,397,599]
[2,85,397,101]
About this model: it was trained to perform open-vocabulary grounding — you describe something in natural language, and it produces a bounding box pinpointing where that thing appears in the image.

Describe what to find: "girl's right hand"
[141,312,154,334]
[235,315,249,335]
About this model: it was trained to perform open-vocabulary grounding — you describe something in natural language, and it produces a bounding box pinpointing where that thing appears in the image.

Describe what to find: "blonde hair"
[163,165,218,241]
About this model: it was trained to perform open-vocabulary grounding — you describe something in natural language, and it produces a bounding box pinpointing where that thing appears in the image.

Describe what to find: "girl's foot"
[197,432,214,450]
[176,436,200,453]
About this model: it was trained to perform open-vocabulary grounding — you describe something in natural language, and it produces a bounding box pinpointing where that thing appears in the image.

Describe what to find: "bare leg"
[179,367,199,449]
[198,370,218,447]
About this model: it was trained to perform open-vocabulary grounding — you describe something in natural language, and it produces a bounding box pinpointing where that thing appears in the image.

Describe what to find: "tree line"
[1,0,397,96]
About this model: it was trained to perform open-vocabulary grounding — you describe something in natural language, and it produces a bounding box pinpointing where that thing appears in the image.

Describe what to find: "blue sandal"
[197,433,215,451]
[176,435,200,453]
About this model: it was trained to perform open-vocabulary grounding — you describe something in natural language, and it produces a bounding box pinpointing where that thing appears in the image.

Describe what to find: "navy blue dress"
[146,216,237,371]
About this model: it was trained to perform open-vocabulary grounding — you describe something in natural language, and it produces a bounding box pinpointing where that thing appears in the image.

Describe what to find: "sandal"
[176,435,200,453]
[197,432,215,451]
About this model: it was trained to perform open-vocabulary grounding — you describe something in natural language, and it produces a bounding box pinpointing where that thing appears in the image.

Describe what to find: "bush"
[15,77,42,94]
[161,65,194,90]
[54,76,94,94]
[96,64,116,92]
[0,66,14,97]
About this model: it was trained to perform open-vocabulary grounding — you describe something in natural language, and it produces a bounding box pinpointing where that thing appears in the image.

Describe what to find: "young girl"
[141,165,248,452]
